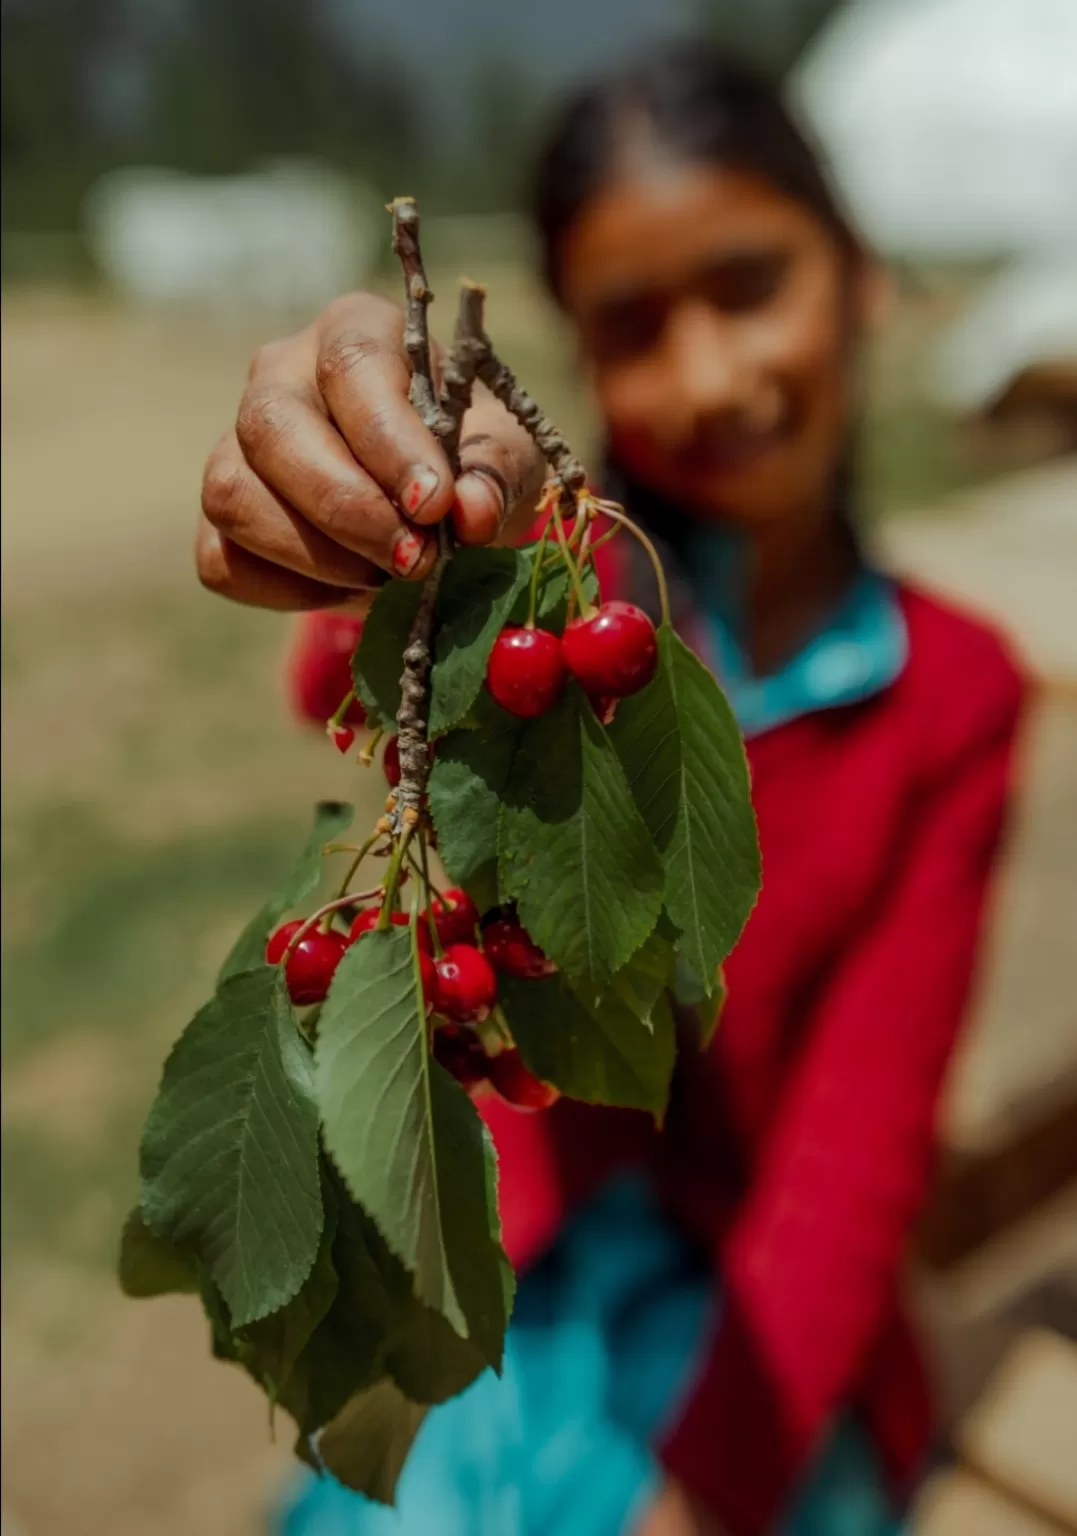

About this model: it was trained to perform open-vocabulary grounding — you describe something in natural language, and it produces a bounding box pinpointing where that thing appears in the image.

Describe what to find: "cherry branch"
[390,197,445,440]
[440,279,487,457]
[473,348,587,497]
[388,199,458,837]
[386,196,590,847]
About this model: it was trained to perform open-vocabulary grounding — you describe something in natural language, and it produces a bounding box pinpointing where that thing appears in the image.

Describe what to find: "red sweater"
[289,581,1025,1534]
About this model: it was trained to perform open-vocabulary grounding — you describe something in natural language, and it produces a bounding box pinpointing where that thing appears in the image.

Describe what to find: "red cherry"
[482,918,556,979]
[486,627,567,718]
[561,601,657,698]
[268,924,348,1005]
[430,888,479,947]
[489,1050,560,1110]
[383,735,401,788]
[434,943,498,1023]
[348,907,433,953]
[266,919,304,964]
[433,1025,489,1088]
[328,723,356,754]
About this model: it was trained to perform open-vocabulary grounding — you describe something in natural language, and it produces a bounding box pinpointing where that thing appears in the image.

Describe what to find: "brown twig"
[473,352,587,496]
[388,198,456,836]
[386,198,588,841]
[444,278,586,497]
[439,279,487,461]
[390,197,446,440]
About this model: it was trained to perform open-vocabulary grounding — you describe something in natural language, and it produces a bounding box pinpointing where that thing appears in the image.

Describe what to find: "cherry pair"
[266,888,489,1014]
[347,886,478,951]
[485,601,657,720]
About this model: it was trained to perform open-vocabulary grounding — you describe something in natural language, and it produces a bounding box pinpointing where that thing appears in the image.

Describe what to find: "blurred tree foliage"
[1,0,419,241]
[2,0,843,251]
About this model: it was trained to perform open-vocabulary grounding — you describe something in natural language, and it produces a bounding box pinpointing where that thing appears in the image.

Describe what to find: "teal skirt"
[277,1176,911,1536]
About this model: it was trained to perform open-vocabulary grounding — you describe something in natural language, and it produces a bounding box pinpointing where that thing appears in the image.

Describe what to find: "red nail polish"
[393,532,425,574]
[403,468,439,515]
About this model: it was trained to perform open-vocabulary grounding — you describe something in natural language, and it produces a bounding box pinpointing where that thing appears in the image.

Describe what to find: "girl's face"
[558,159,868,529]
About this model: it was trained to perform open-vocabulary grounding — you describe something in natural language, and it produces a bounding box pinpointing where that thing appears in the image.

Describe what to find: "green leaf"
[499,688,665,993]
[219,801,354,982]
[195,1240,380,1438]
[428,548,530,736]
[352,579,424,728]
[603,927,676,1028]
[427,692,521,912]
[499,972,676,1117]
[317,1377,427,1505]
[315,930,509,1366]
[384,1305,490,1406]
[140,966,323,1327]
[240,1193,340,1400]
[118,1208,197,1298]
[328,1167,490,1405]
[278,1291,384,1436]
[609,625,760,983]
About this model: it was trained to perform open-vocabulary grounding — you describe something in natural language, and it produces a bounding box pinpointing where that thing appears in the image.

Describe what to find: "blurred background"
[2,1,1075,1532]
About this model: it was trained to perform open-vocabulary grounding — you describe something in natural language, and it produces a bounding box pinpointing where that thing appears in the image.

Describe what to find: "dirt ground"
[2,283,1074,1536]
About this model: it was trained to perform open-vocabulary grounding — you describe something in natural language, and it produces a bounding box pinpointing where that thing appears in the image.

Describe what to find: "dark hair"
[531,43,856,301]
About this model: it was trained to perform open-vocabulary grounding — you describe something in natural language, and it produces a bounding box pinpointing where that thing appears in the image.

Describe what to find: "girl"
[198,46,1025,1536]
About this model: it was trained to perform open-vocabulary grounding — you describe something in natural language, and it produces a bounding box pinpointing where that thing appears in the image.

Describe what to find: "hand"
[197,291,547,611]
[633,1478,725,1536]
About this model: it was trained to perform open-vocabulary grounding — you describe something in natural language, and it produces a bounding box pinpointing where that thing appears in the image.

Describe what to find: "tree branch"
[474,347,587,494]
[389,197,450,836]
[439,279,487,463]
[390,196,445,439]
[386,198,588,841]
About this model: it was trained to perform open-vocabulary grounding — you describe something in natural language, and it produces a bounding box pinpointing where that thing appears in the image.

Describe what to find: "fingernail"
[456,469,505,524]
[401,467,440,516]
[392,530,427,575]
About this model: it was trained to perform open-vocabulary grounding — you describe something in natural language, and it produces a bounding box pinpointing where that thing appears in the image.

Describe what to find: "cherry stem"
[280,888,382,965]
[333,828,387,900]
[358,724,384,767]
[377,827,414,929]
[327,689,358,732]
[408,887,433,1021]
[591,502,670,626]
[576,517,596,592]
[525,513,556,628]
[551,496,592,618]
[416,832,443,956]
[580,522,623,560]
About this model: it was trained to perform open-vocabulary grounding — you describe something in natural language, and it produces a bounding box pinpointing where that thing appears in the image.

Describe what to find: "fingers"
[232,384,437,579]
[195,518,358,611]
[312,294,457,524]
[202,433,389,589]
[198,292,554,622]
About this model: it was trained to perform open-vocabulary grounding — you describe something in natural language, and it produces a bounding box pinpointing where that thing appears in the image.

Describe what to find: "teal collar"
[682,526,908,739]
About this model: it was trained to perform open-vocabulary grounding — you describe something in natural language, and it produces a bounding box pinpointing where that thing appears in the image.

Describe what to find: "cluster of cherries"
[266,889,560,1111]
[486,599,658,720]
